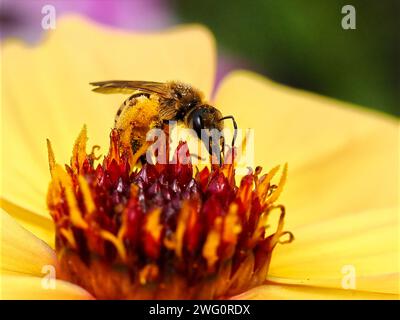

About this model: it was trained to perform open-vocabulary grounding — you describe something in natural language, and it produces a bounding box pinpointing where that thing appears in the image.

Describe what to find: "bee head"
[170,82,203,112]
[185,105,225,162]
[186,105,223,136]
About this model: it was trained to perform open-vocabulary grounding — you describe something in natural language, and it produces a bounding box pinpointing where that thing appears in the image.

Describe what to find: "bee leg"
[131,139,147,165]
[220,136,226,165]
[219,115,238,147]
[207,136,222,166]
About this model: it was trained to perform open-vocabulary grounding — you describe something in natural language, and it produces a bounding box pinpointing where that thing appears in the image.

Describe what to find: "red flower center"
[47,126,293,299]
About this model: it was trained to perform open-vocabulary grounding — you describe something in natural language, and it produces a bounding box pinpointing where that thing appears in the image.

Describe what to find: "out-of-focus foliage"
[174,0,399,115]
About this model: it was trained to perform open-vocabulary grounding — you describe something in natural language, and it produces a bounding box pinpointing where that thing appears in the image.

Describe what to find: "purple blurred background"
[0,0,172,40]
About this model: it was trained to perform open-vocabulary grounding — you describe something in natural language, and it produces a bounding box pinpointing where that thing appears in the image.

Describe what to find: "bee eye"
[191,109,204,138]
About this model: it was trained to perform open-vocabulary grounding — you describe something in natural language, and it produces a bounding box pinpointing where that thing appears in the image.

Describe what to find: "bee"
[90,80,237,163]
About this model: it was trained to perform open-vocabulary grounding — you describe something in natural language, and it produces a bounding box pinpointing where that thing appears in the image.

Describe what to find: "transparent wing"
[90,80,178,120]
[90,80,168,97]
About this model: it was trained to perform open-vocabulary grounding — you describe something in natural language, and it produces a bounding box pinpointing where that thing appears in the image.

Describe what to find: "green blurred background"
[173,0,399,116]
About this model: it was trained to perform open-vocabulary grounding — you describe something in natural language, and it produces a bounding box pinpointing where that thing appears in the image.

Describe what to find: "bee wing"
[91,80,179,120]
[90,80,169,97]
[158,104,178,120]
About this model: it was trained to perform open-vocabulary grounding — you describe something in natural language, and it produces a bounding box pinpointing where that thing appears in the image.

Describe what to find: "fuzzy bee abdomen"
[114,93,161,153]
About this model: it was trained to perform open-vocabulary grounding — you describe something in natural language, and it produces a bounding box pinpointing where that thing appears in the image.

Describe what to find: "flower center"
[46,126,293,299]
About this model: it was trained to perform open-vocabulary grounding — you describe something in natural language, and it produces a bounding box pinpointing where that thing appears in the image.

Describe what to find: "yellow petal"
[0,275,93,300]
[1,15,216,218]
[0,209,56,276]
[0,199,54,248]
[269,207,399,294]
[231,282,398,300]
[214,70,399,226]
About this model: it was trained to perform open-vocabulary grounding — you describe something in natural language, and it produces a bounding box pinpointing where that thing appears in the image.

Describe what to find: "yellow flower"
[0,16,398,299]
